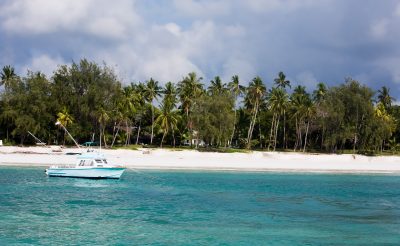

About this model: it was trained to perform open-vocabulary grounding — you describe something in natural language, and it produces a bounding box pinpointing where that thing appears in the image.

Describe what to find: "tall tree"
[245,76,266,149]
[313,82,327,103]
[274,71,291,89]
[228,75,244,146]
[313,82,327,148]
[156,100,180,148]
[273,71,291,148]
[144,78,161,144]
[208,76,226,96]
[177,72,204,145]
[57,107,74,145]
[0,65,18,90]
[97,107,110,147]
[163,81,177,105]
[268,87,289,151]
[192,93,235,147]
[377,86,394,112]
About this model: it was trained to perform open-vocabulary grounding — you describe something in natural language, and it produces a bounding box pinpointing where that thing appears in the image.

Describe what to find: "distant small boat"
[45,151,125,179]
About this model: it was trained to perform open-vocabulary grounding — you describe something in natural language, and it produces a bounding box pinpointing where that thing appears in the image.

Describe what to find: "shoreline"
[1,146,400,174]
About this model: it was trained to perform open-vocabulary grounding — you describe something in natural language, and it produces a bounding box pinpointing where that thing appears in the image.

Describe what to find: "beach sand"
[0,146,400,174]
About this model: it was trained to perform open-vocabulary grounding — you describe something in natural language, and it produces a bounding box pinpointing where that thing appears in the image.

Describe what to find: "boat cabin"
[77,152,109,167]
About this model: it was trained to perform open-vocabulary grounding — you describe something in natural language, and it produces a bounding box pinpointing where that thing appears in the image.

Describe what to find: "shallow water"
[0,167,399,245]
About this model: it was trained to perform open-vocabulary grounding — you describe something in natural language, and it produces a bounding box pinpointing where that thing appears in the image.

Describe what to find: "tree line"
[1,59,399,154]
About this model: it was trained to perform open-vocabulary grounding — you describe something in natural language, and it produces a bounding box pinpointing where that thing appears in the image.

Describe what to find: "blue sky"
[1,0,400,98]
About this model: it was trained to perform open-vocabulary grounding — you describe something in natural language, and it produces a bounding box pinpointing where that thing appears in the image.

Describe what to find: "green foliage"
[192,92,235,147]
[0,62,399,155]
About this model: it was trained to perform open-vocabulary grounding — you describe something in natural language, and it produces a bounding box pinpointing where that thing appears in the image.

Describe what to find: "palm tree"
[0,65,17,90]
[302,99,315,152]
[156,100,180,148]
[177,72,203,119]
[56,107,74,146]
[312,82,327,148]
[377,86,394,111]
[274,71,291,89]
[144,78,161,144]
[313,82,327,103]
[267,88,289,151]
[177,72,203,145]
[228,75,244,146]
[163,81,177,105]
[208,76,226,96]
[118,86,137,146]
[97,107,110,147]
[130,82,147,145]
[245,76,266,149]
[273,71,291,148]
[290,86,314,152]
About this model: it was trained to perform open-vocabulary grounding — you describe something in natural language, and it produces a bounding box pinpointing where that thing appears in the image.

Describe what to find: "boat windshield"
[78,160,94,166]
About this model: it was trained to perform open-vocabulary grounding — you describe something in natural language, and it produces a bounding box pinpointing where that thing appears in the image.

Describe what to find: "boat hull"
[45,167,125,179]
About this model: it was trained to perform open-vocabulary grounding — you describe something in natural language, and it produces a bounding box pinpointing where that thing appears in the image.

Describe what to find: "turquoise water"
[0,167,399,245]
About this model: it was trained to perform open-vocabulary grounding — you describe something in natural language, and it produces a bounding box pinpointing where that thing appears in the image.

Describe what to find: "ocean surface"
[0,167,399,245]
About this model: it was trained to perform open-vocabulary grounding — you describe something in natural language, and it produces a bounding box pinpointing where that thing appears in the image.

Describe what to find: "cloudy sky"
[1,0,400,97]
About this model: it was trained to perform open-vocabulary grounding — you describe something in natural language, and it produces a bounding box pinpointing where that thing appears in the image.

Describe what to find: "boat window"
[90,161,94,166]
[79,160,84,166]
[95,159,102,163]
[103,159,107,164]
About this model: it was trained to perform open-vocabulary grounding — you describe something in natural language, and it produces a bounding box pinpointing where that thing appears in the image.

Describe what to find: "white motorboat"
[45,151,125,179]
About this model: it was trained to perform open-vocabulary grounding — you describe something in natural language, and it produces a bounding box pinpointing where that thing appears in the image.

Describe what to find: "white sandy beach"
[1,146,400,174]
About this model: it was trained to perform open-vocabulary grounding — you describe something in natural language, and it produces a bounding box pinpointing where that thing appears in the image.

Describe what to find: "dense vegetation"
[1,59,399,154]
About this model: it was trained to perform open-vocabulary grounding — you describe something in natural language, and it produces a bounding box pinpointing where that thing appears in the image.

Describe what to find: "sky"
[1,0,400,98]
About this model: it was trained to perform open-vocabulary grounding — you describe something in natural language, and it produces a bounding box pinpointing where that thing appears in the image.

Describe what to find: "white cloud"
[395,2,400,17]
[295,71,318,89]
[245,0,328,13]
[0,0,141,39]
[173,0,231,17]
[1,0,90,33]
[1,0,400,97]
[135,55,201,84]
[374,58,400,84]
[164,23,181,37]
[21,54,65,76]
[370,19,389,39]
[221,58,256,84]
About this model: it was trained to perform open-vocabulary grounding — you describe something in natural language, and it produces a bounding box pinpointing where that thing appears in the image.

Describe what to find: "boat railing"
[50,164,76,169]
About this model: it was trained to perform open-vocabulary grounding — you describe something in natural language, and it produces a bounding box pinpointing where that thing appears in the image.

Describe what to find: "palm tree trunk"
[103,126,108,148]
[246,101,259,149]
[111,125,120,148]
[99,126,102,149]
[150,105,154,144]
[268,113,276,151]
[299,120,303,150]
[294,117,298,151]
[230,109,237,147]
[160,131,167,148]
[273,116,280,151]
[321,125,325,150]
[136,120,141,145]
[125,120,129,146]
[258,117,262,148]
[353,133,357,154]
[172,127,176,147]
[283,111,287,149]
[246,107,256,149]
[303,120,310,152]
